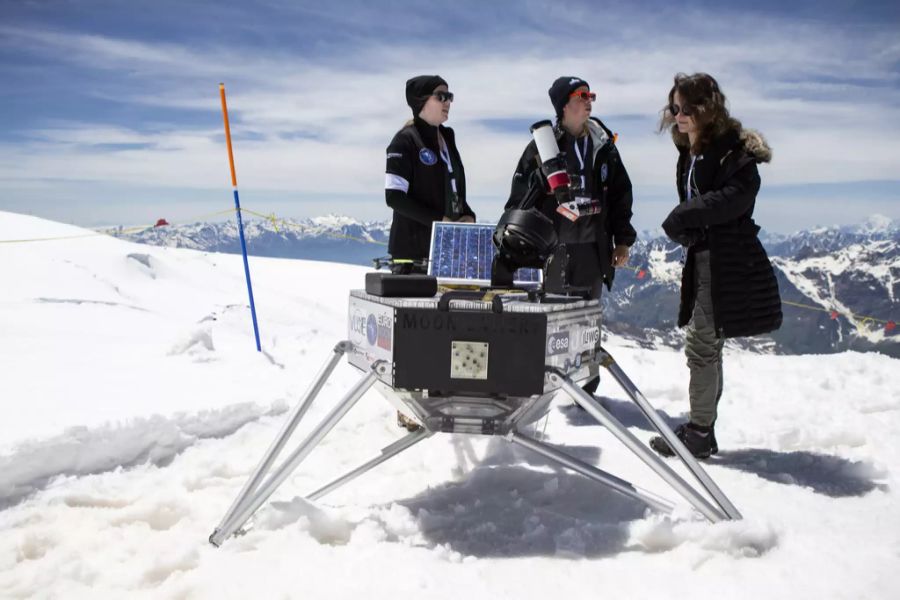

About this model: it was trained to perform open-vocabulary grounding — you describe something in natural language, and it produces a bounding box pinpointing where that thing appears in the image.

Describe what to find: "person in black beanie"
[507,76,636,397]
[384,75,476,274]
[508,76,635,298]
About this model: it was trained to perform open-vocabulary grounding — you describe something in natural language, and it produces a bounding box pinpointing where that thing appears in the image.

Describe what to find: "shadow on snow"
[559,397,888,498]
[392,437,646,559]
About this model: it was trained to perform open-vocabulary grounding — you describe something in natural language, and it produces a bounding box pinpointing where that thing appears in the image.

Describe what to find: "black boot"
[650,423,714,459]
[581,376,600,396]
[573,376,600,410]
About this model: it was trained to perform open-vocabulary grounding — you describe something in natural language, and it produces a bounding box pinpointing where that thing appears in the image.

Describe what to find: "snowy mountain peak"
[861,213,896,233]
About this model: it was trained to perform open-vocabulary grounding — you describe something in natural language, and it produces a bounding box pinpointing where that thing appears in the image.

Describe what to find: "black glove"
[662,213,702,247]
[671,229,703,247]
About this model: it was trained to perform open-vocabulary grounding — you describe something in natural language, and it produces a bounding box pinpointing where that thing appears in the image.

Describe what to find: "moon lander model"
[209,212,740,548]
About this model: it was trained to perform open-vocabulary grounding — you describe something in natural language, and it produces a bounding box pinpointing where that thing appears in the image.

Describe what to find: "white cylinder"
[530,120,561,163]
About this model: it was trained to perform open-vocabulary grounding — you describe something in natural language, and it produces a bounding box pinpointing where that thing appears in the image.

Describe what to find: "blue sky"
[1,0,899,232]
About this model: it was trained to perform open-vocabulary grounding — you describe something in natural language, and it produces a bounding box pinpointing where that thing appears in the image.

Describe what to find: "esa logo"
[547,331,570,356]
[376,314,392,350]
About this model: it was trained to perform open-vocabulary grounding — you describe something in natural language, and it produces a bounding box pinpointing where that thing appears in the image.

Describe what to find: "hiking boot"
[650,422,714,459]
[396,411,422,432]
[574,376,600,410]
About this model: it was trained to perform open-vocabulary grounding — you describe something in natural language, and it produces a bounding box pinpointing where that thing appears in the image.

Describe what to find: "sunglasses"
[569,91,596,102]
[668,103,695,117]
[432,91,454,102]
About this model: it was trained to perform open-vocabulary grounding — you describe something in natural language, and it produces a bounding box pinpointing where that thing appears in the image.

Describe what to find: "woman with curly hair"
[650,73,782,459]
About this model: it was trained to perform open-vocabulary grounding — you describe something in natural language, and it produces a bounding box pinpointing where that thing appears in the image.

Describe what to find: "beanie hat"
[406,75,449,117]
[548,76,589,120]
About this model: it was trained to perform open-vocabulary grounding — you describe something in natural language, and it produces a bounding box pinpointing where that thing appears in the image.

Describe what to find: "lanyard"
[438,135,457,193]
[572,136,589,190]
[686,155,698,201]
[438,134,461,216]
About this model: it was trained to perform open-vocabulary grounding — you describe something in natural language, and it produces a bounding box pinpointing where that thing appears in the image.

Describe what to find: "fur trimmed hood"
[740,129,772,164]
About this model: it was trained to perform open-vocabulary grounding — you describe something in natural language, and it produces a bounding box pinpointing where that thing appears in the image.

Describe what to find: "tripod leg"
[599,349,742,520]
[547,369,727,522]
[307,428,433,501]
[508,431,674,515]
[211,341,351,543]
[211,362,383,546]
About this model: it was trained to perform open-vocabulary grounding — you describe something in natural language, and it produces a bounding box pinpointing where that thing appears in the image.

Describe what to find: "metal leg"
[210,362,383,546]
[599,350,742,520]
[547,369,727,522]
[508,431,674,515]
[307,428,433,501]
[211,341,351,542]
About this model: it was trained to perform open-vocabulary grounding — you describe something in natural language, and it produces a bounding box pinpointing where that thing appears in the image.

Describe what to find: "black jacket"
[507,117,636,290]
[662,128,782,338]
[384,117,476,259]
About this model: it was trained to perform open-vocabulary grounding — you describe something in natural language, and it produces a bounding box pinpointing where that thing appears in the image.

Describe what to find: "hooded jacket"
[506,117,636,290]
[384,116,476,260]
[662,128,782,338]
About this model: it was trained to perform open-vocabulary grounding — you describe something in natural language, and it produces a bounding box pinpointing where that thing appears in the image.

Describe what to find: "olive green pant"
[685,250,724,427]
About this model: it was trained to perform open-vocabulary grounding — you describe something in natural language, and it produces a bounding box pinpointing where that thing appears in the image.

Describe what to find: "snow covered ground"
[1,211,898,599]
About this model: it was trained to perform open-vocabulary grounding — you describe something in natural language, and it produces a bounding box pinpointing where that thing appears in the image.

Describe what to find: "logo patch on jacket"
[600,163,608,183]
[419,148,437,165]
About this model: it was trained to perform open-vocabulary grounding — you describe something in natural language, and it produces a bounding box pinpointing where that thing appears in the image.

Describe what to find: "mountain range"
[122,214,899,357]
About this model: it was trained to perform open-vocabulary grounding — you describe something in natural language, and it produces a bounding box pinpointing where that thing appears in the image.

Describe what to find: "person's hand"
[662,212,701,247]
[611,244,630,267]
[661,212,681,238]
[673,230,702,247]
[457,214,475,223]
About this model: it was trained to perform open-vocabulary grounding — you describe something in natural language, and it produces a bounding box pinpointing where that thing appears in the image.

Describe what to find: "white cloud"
[1,5,899,226]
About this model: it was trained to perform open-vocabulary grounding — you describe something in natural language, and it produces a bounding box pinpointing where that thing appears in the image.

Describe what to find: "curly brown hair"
[658,73,742,155]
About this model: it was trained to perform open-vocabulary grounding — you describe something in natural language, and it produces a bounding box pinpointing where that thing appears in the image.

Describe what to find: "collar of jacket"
[586,118,612,162]
[412,116,452,148]
[678,127,772,166]
[555,117,611,162]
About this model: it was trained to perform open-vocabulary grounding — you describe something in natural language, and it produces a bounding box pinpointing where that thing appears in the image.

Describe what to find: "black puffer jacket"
[384,117,476,260]
[662,128,782,338]
[507,117,636,290]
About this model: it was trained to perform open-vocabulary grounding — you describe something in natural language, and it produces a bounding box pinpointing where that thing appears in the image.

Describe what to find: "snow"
[861,214,895,232]
[773,239,899,336]
[1,211,899,599]
[647,243,683,284]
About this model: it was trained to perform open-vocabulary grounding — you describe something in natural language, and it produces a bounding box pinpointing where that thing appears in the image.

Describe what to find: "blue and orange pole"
[219,83,262,352]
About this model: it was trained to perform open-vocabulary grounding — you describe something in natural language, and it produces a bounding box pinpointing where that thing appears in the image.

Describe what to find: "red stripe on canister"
[547,170,570,190]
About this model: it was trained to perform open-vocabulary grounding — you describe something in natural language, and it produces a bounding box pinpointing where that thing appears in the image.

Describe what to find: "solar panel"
[428,222,542,287]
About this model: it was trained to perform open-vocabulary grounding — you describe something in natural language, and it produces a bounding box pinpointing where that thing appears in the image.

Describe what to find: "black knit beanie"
[406,75,448,117]
[548,76,589,120]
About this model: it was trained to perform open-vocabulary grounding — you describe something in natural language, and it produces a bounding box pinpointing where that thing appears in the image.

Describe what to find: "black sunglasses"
[668,103,695,117]
[432,91,454,102]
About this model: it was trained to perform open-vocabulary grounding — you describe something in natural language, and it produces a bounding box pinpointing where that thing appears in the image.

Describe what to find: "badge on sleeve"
[600,163,608,183]
[419,148,437,165]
